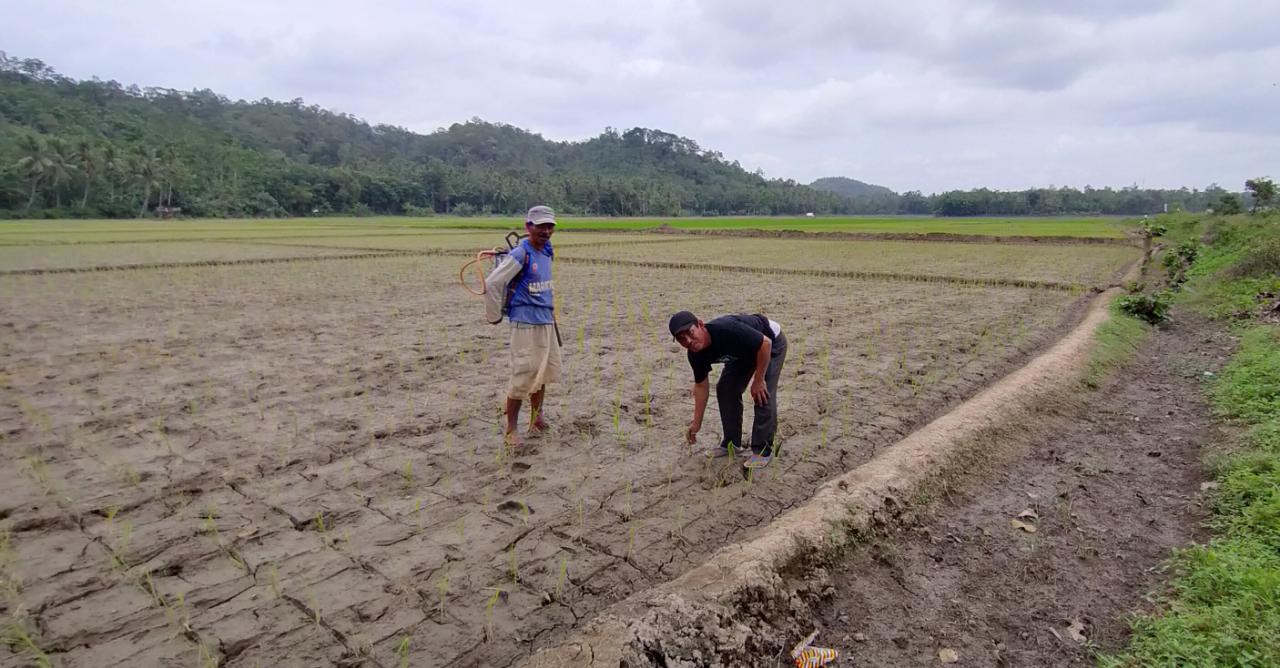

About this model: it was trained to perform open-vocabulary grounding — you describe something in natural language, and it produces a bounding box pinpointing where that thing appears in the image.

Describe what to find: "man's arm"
[749,337,771,405]
[687,378,710,445]
[484,253,523,324]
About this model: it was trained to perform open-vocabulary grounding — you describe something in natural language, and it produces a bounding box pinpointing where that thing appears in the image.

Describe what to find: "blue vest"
[507,239,554,325]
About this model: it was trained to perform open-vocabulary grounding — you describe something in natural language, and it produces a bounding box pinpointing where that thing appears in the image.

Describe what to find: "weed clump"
[1117,292,1172,325]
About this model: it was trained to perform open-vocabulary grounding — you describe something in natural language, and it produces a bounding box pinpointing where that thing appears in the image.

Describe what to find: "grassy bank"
[1082,303,1150,390]
[1103,212,1280,666]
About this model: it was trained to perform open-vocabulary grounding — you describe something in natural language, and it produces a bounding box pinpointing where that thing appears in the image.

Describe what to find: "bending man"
[668,311,787,469]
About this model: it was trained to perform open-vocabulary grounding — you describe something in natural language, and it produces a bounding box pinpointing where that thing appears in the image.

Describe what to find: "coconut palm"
[15,135,52,212]
[101,143,124,201]
[73,140,99,209]
[132,146,161,217]
[44,138,77,208]
[160,145,181,208]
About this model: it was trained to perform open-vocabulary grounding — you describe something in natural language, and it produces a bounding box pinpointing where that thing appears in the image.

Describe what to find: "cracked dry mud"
[3,249,1094,667]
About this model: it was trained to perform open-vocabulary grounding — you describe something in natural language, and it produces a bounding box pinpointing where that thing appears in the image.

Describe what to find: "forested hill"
[0,54,1243,219]
[810,176,895,199]
[0,55,845,218]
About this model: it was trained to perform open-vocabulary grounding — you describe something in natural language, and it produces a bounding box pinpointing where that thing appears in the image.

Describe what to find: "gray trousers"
[717,332,787,456]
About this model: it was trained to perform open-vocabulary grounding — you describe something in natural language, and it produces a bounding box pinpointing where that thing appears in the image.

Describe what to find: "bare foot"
[504,429,524,448]
[529,416,551,435]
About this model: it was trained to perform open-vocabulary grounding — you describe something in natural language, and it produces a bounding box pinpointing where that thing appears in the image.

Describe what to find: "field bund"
[522,286,1123,667]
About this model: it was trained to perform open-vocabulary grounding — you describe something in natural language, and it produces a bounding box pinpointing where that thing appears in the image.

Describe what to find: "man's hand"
[686,421,700,445]
[750,379,769,405]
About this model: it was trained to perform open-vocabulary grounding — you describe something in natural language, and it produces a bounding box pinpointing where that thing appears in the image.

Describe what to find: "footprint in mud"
[497,499,534,515]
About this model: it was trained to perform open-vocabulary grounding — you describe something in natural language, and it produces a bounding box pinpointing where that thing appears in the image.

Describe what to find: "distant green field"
[0,215,1134,240]
[362,215,1133,238]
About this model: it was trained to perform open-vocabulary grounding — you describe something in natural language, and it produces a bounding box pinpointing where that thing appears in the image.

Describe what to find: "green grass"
[1101,537,1280,667]
[1082,304,1150,389]
[0,214,1134,239]
[1213,327,1280,423]
[392,215,1132,238]
[1103,321,1280,665]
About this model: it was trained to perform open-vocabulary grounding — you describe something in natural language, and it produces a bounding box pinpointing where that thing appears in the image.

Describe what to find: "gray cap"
[526,205,556,226]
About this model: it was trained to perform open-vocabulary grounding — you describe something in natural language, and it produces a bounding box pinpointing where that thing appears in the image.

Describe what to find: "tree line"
[0,53,1266,219]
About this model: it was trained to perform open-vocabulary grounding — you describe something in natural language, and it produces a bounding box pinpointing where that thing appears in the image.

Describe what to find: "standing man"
[668,311,787,469]
[486,205,561,447]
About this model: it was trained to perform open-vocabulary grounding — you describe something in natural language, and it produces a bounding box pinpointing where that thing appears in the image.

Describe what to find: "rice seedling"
[269,562,281,598]
[104,509,133,571]
[397,636,411,668]
[2,621,52,668]
[195,636,220,668]
[555,554,569,601]
[642,371,653,428]
[225,548,249,574]
[0,530,13,578]
[21,451,52,494]
[314,511,330,546]
[485,587,504,639]
[116,461,142,487]
[436,570,450,617]
[308,589,321,626]
[202,505,219,537]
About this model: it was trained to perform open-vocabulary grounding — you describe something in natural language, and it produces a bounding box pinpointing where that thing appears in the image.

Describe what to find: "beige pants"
[508,323,561,399]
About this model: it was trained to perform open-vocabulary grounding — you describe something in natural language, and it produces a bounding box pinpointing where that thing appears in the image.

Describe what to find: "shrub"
[1117,292,1172,325]
[403,203,434,217]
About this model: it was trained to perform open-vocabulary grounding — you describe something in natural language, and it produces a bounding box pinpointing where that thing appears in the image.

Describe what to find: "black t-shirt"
[687,314,775,383]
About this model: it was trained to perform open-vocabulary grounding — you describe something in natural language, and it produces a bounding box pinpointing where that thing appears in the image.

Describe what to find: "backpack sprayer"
[458,230,562,345]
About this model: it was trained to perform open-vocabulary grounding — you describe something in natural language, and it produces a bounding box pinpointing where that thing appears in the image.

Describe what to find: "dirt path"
[813,311,1233,666]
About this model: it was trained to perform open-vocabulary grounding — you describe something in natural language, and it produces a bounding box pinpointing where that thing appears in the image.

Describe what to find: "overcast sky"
[3,0,1277,193]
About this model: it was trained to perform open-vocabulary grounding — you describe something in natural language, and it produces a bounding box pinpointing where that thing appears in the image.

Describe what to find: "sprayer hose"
[458,248,503,295]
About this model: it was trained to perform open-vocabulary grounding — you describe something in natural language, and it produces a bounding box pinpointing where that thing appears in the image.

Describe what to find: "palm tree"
[45,138,77,209]
[132,146,161,217]
[73,140,99,209]
[160,145,180,208]
[15,135,52,212]
[101,143,124,201]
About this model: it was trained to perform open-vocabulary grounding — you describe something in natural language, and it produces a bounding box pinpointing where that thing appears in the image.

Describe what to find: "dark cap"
[668,310,697,338]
